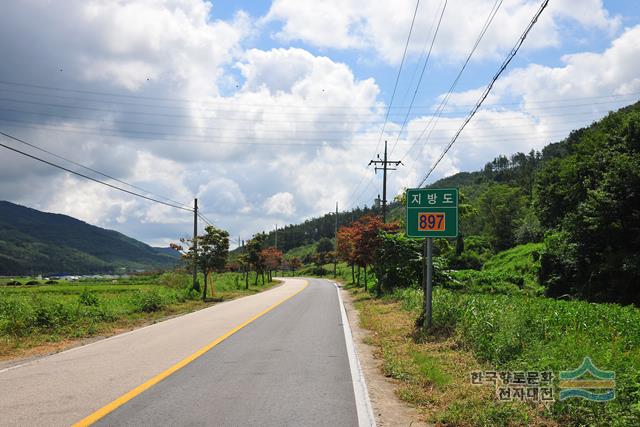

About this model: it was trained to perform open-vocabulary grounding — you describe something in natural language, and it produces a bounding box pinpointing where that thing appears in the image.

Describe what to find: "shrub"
[132,289,168,313]
[0,299,34,336]
[33,300,74,329]
[78,288,99,306]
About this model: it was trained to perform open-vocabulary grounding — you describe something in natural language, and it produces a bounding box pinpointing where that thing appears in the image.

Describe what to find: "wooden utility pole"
[369,141,402,222]
[274,224,278,249]
[192,198,199,292]
[334,201,338,277]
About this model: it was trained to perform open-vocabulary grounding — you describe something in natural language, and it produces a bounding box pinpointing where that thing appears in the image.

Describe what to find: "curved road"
[0,278,372,426]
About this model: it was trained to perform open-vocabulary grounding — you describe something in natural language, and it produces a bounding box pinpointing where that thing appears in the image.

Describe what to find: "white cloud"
[265,0,621,64]
[263,192,295,216]
[388,24,640,189]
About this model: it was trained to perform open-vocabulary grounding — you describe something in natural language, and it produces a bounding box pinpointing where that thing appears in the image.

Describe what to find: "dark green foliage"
[513,205,544,244]
[254,205,385,253]
[449,235,493,270]
[316,237,334,253]
[372,232,451,295]
[535,103,640,304]
[78,288,99,306]
[131,289,168,313]
[448,270,525,295]
[448,243,544,295]
[477,184,526,251]
[372,232,422,293]
[0,201,178,275]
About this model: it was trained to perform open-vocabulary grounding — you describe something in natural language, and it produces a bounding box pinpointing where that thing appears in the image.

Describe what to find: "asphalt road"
[94,278,360,426]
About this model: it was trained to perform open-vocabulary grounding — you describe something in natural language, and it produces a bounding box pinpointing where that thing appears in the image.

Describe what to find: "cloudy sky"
[1,0,639,247]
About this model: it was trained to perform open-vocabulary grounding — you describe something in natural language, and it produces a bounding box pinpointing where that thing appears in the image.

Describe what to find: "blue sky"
[1,0,639,246]
[207,0,639,111]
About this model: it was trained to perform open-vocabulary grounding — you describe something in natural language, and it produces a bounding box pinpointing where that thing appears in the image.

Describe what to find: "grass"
[448,243,545,296]
[352,288,540,426]
[388,286,640,426]
[284,242,318,260]
[0,271,277,360]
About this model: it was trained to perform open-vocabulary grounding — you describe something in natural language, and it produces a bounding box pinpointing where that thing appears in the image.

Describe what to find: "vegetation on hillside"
[0,201,178,275]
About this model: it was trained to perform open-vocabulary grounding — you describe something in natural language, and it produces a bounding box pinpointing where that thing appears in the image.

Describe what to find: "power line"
[399,0,504,166]
[350,0,503,208]
[1,97,634,139]
[417,0,550,187]
[0,122,591,149]
[389,0,447,157]
[345,0,422,210]
[2,78,638,111]
[2,84,638,118]
[0,131,193,212]
[0,131,191,209]
[197,212,215,227]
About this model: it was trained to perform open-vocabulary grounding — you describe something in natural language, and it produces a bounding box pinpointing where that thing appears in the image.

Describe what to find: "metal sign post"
[407,188,459,329]
[425,237,433,328]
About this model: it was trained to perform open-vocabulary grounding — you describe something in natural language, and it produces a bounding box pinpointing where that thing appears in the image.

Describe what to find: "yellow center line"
[73,280,309,427]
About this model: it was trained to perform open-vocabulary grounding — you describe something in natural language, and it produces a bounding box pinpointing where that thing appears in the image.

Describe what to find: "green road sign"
[406,188,459,238]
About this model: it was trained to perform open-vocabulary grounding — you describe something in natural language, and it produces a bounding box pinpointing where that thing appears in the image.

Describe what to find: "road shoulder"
[339,285,428,427]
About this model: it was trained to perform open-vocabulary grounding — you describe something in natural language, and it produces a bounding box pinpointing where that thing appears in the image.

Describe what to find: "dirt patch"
[340,286,429,427]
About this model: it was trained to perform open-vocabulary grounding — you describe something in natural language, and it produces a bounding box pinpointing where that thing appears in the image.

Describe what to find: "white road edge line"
[335,283,377,427]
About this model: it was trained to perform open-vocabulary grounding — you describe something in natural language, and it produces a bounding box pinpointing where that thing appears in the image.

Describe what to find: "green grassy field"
[0,272,276,360]
[380,287,640,426]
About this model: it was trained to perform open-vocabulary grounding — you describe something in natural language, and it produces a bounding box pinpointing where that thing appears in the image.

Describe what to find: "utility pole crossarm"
[368,141,403,223]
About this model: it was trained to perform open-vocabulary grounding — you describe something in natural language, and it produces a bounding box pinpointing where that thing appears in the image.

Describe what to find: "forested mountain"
[0,201,178,275]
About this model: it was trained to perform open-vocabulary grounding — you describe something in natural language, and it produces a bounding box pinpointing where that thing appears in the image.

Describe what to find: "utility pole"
[369,140,402,222]
[192,198,199,292]
[334,201,338,277]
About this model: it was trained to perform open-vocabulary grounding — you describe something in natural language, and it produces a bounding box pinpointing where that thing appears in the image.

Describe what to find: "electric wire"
[0,97,635,141]
[0,85,640,117]
[389,0,447,157]
[417,0,550,187]
[350,0,504,208]
[0,131,191,209]
[345,0,422,206]
[399,0,505,165]
[0,131,194,212]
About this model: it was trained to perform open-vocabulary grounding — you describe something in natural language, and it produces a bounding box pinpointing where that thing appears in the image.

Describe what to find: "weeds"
[391,287,640,426]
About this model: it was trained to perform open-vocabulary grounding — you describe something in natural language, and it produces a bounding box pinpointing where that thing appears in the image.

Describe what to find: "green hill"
[0,201,178,275]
